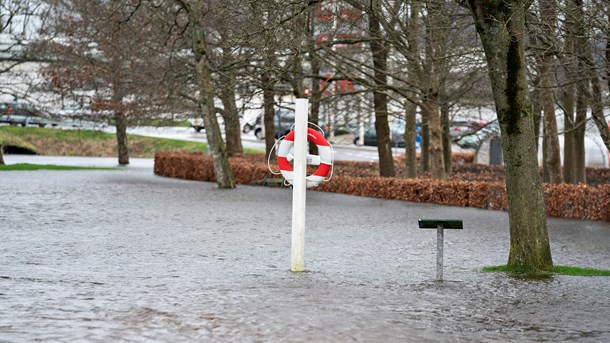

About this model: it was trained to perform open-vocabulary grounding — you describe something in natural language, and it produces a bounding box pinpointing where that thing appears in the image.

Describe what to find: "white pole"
[291,98,309,272]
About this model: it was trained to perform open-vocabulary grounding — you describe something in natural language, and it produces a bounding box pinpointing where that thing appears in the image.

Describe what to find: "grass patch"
[0,163,116,171]
[0,126,209,158]
[481,265,610,276]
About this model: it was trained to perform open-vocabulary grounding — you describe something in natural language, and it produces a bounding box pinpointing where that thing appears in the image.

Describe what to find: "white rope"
[308,122,325,136]
[266,136,284,175]
[325,141,335,182]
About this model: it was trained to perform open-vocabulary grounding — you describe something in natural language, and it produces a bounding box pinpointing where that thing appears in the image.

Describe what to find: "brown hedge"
[154,152,609,221]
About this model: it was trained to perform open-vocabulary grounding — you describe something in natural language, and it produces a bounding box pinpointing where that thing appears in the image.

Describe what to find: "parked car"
[241,115,258,133]
[0,101,52,127]
[454,122,500,149]
[353,119,421,148]
[253,109,328,139]
[189,113,225,133]
[253,109,293,140]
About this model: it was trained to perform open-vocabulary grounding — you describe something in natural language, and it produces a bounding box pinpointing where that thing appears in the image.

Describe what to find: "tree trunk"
[404,101,418,178]
[463,0,552,272]
[114,110,129,166]
[562,88,576,183]
[405,0,424,175]
[560,3,577,184]
[537,0,562,184]
[368,0,395,177]
[574,74,588,184]
[531,87,542,154]
[440,100,451,177]
[219,40,243,156]
[607,5,610,94]
[0,145,4,165]
[219,91,242,156]
[540,60,562,183]
[572,0,588,184]
[421,114,430,173]
[262,72,276,160]
[421,96,445,179]
[186,0,234,188]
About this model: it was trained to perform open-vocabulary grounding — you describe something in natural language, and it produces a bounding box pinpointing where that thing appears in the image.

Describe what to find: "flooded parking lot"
[1,168,609,342]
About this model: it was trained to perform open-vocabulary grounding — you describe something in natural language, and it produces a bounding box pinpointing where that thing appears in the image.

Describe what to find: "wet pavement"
[1,166,609,342]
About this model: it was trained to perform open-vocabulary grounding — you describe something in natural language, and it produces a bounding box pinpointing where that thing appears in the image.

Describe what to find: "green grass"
[0,126,210,157]
[481,265,610,276]
[0,126,261,157]
[1,125,116,140]
[0,163,116,171]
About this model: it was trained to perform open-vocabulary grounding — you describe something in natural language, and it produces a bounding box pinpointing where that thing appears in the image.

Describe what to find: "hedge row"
[154,152,610,221]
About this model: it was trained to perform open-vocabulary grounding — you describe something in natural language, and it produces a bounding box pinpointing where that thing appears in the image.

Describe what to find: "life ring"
[277,127,332,188]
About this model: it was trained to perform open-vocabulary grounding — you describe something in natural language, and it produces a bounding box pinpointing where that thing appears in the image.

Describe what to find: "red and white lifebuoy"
[277,128,333,188]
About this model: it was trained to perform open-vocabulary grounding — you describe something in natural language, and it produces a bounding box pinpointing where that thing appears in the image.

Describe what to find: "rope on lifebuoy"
[276,127,333,188]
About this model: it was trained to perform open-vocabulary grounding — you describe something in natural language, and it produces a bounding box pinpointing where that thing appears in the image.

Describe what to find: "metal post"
[418,219,462,281]
[437,226,444,281]
[291,98,308,272]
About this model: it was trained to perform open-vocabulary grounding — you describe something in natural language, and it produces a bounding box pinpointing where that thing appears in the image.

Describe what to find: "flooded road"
[1,169,609,342]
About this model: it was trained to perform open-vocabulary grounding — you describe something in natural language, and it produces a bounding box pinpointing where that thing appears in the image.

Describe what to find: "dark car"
[253,109,295,139]
[253,109,327,140]
[353,119,421,148]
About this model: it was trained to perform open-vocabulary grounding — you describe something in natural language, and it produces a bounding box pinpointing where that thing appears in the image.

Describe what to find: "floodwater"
[1,168,609,342]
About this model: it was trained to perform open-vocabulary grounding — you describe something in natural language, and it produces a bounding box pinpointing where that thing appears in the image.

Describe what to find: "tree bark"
[110,61,129,166]
[367,0,395,177]
[262,72,276,160]
[572,0,588,184]
[114,110,130,166]
[421,114,430,173]
[404,101,418,178]
[560,1,577,184]
[607,4,610,96]
[440,100,451,177]
[0,145,4,165]
[219,37,243,156]
[421,95,445,179]
[462,0,552,272]
[219,89,242,156]
[184,0,235,188]
[537,0,562,184]
[574,73,588,184]
[405,0,422,177]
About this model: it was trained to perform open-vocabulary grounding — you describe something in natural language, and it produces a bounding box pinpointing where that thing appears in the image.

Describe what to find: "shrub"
[154,152,610,221]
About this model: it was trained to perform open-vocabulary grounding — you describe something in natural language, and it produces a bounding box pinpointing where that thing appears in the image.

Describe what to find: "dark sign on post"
[418,219,463,230]
[418,219,463,281]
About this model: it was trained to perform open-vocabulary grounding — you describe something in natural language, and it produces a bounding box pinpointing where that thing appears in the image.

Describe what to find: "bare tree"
[172,0,235,188]
[529,0,562,183]
[41,0,168,165]
[367,0,396,177]
[460,0,553,272]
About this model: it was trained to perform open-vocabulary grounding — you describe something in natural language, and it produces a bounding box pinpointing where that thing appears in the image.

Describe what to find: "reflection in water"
[1,170,609,342]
